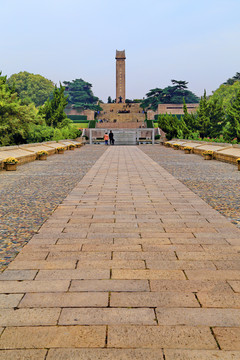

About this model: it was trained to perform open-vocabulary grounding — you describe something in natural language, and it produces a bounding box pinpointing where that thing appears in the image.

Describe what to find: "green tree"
[196,90,211,138]
[7,71,55,107]
[158,113,189,140]
[211,81,240,111]
[63,78,101,111]
[39,84,70,128]
[207,98,225,138]
[141,80,199,111]
[225,90,240,141]
[107,96,112,103]
[171,79,188,90]
[0,72,43,145]
[141,88,163,111]
[223,72,240,85]
[182,98,197,131]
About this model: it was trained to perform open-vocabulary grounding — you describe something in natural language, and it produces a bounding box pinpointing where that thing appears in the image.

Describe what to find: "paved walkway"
[0,146,240,359]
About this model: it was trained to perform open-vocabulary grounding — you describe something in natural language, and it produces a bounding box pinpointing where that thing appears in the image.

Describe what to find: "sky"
[1,0,240,102]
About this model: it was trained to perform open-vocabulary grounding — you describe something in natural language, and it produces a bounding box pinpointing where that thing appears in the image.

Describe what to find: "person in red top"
[104,132,109,145]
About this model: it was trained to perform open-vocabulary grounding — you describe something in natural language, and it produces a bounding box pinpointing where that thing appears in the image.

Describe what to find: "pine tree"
[182,98,197,131]
[196,90,211,138]
[225,90,240,141]
[39,84,69,128]
[63,78,101,111]
[158,113,186,140]
[208,98,225,138]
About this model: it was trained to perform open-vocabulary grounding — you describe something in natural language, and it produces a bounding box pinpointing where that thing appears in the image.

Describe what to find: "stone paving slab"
[110,291,199,307]
[46,348,164,360]
[197,292,240,308]
[0,280,70,293]
[0,294,23,308]
[112,269,186,280]
[59,308,156,325]
[156,308,240,326]
[0,270,37,280]
[35,269,110,280]
[0,349,47,360]
[19,292,108,308]
[164,349,240,359]
[229,281,240,292]
[7,259,77,270]
[150,279,233,293]
[213,328,240,350]
[107,325,217,349]
[69,279,150,292]
[1,146,240,355]
[0,326,106,349]
[0,308,60,326]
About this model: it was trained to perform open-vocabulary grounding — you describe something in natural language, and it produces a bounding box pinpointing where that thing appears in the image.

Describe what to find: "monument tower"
[116,50,126,103]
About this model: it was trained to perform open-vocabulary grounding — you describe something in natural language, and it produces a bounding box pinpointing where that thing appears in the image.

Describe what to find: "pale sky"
[1,0,240,102]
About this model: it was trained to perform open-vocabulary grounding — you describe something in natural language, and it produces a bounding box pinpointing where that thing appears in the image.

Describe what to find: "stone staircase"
[97,103,145,123]
[96,122,145,129]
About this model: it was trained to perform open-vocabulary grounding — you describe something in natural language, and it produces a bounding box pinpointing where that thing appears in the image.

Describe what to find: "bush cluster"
[0,72,81,146]
[158,91,240,143]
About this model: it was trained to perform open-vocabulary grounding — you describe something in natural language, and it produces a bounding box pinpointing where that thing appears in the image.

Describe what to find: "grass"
[73,123,89,129]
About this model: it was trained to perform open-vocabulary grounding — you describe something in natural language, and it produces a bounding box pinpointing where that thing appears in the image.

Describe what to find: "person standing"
[104,132,109,145]
[109,130,114,145]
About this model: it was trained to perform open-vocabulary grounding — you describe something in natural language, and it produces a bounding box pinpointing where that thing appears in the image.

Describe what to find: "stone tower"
[116,50,126,103]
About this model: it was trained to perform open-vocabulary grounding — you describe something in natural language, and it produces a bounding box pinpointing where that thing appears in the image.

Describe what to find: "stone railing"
[165,139,240,165]
[0,138,83,170]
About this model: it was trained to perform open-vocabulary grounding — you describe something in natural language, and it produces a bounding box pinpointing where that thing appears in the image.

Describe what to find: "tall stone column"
[116,50,126,103]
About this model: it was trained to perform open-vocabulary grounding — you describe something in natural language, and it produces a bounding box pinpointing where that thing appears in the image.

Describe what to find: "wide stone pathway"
[0,146,240,359]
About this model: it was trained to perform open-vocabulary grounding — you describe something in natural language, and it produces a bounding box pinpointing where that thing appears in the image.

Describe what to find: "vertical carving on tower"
[116,50,126,103]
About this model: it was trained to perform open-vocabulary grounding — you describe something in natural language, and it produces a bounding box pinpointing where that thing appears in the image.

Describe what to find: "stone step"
[96,122,145,129]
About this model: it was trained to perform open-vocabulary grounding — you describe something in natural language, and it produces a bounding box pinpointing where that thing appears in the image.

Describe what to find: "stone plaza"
[0,145,240,359]
[0,50,240,359]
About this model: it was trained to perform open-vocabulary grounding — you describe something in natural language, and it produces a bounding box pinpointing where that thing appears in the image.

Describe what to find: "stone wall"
[65,108,94,120]
[158,103,199,115]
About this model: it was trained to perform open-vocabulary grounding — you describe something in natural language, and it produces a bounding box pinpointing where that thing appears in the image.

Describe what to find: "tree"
[63,78,101,111]
[107,96,112,103]
[39,84,70,128]
[182,98,198,132]
[158,112,189,140]
[125,99,133,103]
[7,71,55,107]
[141,88,164,111]
[0,72,43,145]
[207,98,225,138]
[196,90,211,138]
[211,81,240,111]
[171,79,188,90]
[141,80,199,111]
[225,90,240,141]
[223,72,240,85]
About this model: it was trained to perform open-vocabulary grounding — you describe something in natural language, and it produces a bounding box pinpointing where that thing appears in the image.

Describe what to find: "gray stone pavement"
[0,146,240,359]
[141,145,240,228]
[0,145,106,271]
